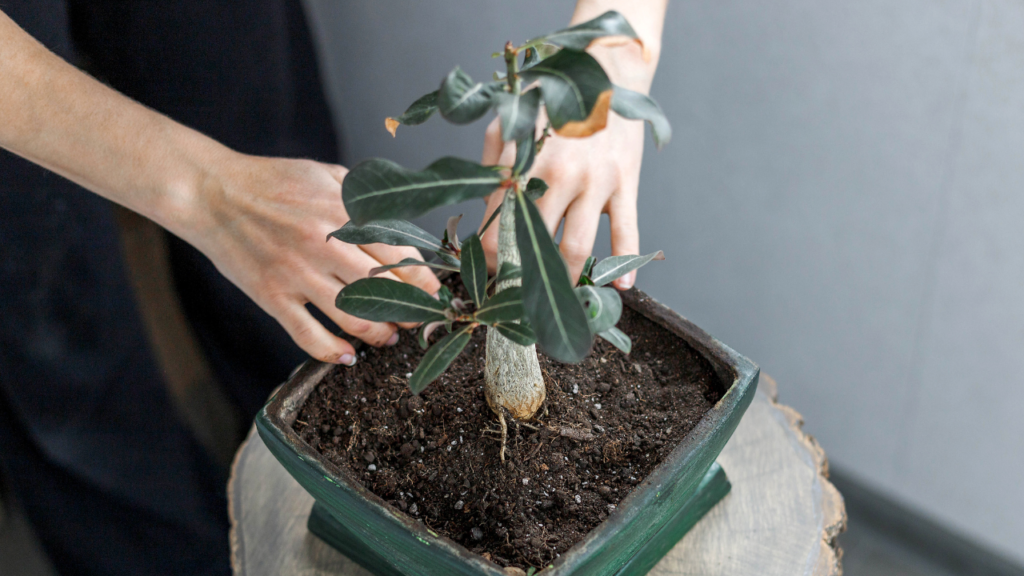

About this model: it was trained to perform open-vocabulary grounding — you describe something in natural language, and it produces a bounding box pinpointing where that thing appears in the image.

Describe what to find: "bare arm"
[481,0,668,289]
[0,11,440,365]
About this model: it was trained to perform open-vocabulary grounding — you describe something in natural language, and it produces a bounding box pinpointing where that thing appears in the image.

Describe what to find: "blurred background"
[3,1,1022,575]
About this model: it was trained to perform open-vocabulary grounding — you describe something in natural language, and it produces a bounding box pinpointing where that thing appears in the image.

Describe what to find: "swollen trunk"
[484,190,545,420]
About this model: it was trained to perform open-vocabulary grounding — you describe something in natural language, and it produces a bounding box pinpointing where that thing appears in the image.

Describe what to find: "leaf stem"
[503,42,521,95]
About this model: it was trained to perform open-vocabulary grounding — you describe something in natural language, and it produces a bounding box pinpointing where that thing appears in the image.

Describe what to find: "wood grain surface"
[229,375,845,576]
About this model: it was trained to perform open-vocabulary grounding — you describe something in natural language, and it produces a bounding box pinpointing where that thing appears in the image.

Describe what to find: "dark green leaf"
[436,251,461,267]
[369,258,458,277]
[475,286,524,325]
[535,11,644,55]
[495,262,522,284]
[525,178,548,201]
[493,89,540,143]
[515,193,592,363]
[577,255,597,285]
[437,67,501,125]
[513,135,535,176]
[409,324,474,394]
[460,234,487,306]
[520,50,612,137]
[385,91,438,136]
[598,326,632,354]
[343,157,504,225]
[335,278,446,323]
[590,251,665,286]
[575,285,622,333]
[522,47,542,68]
[479,203,502,236]
[328,220,442,251]
[437,285,454,308]
[611,85,672,149]
[494,322,537,346]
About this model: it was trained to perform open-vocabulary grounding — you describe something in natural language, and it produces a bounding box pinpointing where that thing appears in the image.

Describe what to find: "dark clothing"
[0,1,339,574]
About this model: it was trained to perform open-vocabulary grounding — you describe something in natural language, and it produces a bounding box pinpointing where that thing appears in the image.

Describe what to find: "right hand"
[181,153,441,366]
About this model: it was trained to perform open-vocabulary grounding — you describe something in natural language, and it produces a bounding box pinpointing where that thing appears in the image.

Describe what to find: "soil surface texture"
[294,304,723,571]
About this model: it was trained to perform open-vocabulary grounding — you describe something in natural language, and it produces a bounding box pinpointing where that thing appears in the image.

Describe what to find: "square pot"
[256,287,758,576]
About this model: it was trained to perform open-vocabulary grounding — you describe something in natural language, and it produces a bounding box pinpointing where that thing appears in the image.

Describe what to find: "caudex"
[330,12,670,460]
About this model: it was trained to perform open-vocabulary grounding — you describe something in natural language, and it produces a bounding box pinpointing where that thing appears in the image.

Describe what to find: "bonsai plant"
[330,11,669,458]
[255,11,759,576]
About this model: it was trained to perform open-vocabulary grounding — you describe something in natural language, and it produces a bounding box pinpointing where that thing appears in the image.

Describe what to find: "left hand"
[479,108,646,290]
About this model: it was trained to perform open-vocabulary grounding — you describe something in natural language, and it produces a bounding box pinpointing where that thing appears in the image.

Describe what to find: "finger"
[479,191,505,272]
[274,299,358,365]
[560,197,603,284]
[533,174,579,236]
[359,244,442,297]
[320,163,349,185]
[608,190,640,290]
[310,274,399,347]
[482,118,504,166]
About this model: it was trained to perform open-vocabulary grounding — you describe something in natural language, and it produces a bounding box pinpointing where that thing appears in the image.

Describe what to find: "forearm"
[0,11,229,240]
[570,0,668,93]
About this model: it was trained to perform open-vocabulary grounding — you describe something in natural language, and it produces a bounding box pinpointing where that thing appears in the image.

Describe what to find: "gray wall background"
[303,0,1024,563]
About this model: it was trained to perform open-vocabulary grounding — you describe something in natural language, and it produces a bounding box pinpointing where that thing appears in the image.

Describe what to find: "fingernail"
[619,274,634,290]
[339,354,357,366]
[386,332,400,346]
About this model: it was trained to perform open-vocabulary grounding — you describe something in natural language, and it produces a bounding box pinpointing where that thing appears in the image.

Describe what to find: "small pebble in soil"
[368,464,376,471]
[471,527,484,541]
[597,381,611,393]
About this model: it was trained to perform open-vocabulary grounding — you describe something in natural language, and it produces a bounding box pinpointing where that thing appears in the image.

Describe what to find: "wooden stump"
[229,375,845,576]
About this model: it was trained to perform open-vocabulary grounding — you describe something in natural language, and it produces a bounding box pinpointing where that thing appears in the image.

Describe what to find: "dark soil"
[294,301,723,571]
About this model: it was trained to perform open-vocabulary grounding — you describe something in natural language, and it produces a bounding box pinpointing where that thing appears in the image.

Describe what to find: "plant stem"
[503,42,521,95]
[484,188,545,421]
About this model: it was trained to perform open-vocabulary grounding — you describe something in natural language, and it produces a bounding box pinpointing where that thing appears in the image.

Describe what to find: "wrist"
[147,126,241,248]
[588,42,660,94]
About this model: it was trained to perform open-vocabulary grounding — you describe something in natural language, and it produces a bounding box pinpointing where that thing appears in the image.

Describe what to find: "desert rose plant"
[329,11,670,458]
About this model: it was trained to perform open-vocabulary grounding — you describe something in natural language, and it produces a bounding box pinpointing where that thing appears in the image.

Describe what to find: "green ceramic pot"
[256,287,758,576]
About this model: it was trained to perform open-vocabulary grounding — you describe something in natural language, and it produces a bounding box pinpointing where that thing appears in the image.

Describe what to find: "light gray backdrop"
[303,0,1024,564]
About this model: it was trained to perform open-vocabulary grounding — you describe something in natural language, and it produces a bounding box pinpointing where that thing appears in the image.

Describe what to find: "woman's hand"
[479,111,645,290]
[185,154,441,365]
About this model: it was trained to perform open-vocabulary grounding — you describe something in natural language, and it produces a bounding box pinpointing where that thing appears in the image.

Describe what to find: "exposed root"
[498,410,509,462]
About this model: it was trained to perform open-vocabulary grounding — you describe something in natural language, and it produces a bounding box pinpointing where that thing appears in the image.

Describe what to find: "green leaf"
[475,286,524,325]
[520,50,613,137]
[525,178,548,201]
[577,255,597,285]
[369,258,459,277]
[494,322,537,346]
[437,67,501,125]
[493,89,540,143]
[328,220,442,251]
[460,234,487,306]
[335,278,446,323]
[526,568,538,576]
[436,251,461,267]
[522,46,542,68]
[575,285,622,334]
[437,285,454,308]
[590,251,665,287]
[385,91,438,136]
[343,157,504,225]
[599,326,632,354]
[409,324,474,394]
[495,262,522,284]
[479,203,502,236]
[535,11,645,56]
[513,135,536,177]
[515,192,592,363]
[611,85,672,149]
